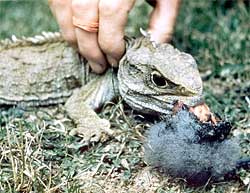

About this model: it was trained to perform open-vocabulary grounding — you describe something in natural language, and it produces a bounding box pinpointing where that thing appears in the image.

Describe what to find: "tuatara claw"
[69,118,113,143]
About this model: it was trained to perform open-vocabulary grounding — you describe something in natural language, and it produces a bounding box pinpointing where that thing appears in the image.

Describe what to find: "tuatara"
[0,31,202,142]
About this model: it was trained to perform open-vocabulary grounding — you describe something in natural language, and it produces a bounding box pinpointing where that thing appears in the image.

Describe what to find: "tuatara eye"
[151,71,168,88]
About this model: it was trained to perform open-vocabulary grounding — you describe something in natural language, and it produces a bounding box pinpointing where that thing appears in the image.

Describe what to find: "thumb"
[148,0,181,43]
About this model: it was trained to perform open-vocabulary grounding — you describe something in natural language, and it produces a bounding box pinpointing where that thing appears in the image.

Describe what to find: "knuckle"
[72,0,91,13]
[99,39,123,59]
[78,47,97,61]
[99,39,113,53]
[99,34,120,52]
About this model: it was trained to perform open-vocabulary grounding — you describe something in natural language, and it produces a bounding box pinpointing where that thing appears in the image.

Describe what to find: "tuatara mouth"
[173,101,218,124]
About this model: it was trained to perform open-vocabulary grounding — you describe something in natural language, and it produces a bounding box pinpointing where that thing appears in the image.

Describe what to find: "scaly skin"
[0,32,203,143]
[119,36,203,114]
[0,37,81,106]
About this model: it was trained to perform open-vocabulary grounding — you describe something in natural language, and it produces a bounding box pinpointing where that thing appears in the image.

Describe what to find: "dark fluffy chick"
[144,110,243,186]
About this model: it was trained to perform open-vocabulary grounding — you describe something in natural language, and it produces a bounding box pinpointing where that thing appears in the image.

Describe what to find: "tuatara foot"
[65,70,119,144]
[65,93,115,144]
[69,117,114,143]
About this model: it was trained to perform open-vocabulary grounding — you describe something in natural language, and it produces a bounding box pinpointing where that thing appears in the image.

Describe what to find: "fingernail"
[89,61,106,74]
[107,55,118,67]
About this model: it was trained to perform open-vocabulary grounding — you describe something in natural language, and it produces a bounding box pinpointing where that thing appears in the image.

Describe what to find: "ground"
[0,0,249,192]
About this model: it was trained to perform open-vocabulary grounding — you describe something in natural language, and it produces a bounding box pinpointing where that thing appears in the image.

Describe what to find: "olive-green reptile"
[0,31,202,143]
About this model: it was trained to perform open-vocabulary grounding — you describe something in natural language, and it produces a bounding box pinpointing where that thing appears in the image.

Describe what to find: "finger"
[48,0,77,45]
[148,0,181,43]
[98,0,136,67]
[72,0,108,74]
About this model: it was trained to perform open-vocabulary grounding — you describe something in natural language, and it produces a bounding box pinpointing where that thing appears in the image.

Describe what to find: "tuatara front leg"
[65,69,119,143]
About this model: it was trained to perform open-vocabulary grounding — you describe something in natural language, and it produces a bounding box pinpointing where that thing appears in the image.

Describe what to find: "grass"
[0,0,250,192]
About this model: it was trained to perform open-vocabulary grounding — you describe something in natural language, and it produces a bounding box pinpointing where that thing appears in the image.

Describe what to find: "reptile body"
[0,32,202,142]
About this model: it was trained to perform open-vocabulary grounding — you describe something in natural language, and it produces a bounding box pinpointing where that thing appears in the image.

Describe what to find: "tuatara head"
[118,36,203,114]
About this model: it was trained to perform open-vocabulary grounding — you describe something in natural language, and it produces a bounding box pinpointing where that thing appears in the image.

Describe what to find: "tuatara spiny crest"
[0,32,202,143]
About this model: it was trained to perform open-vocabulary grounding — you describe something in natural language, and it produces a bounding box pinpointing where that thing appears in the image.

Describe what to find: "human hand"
[48,0,180,74]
